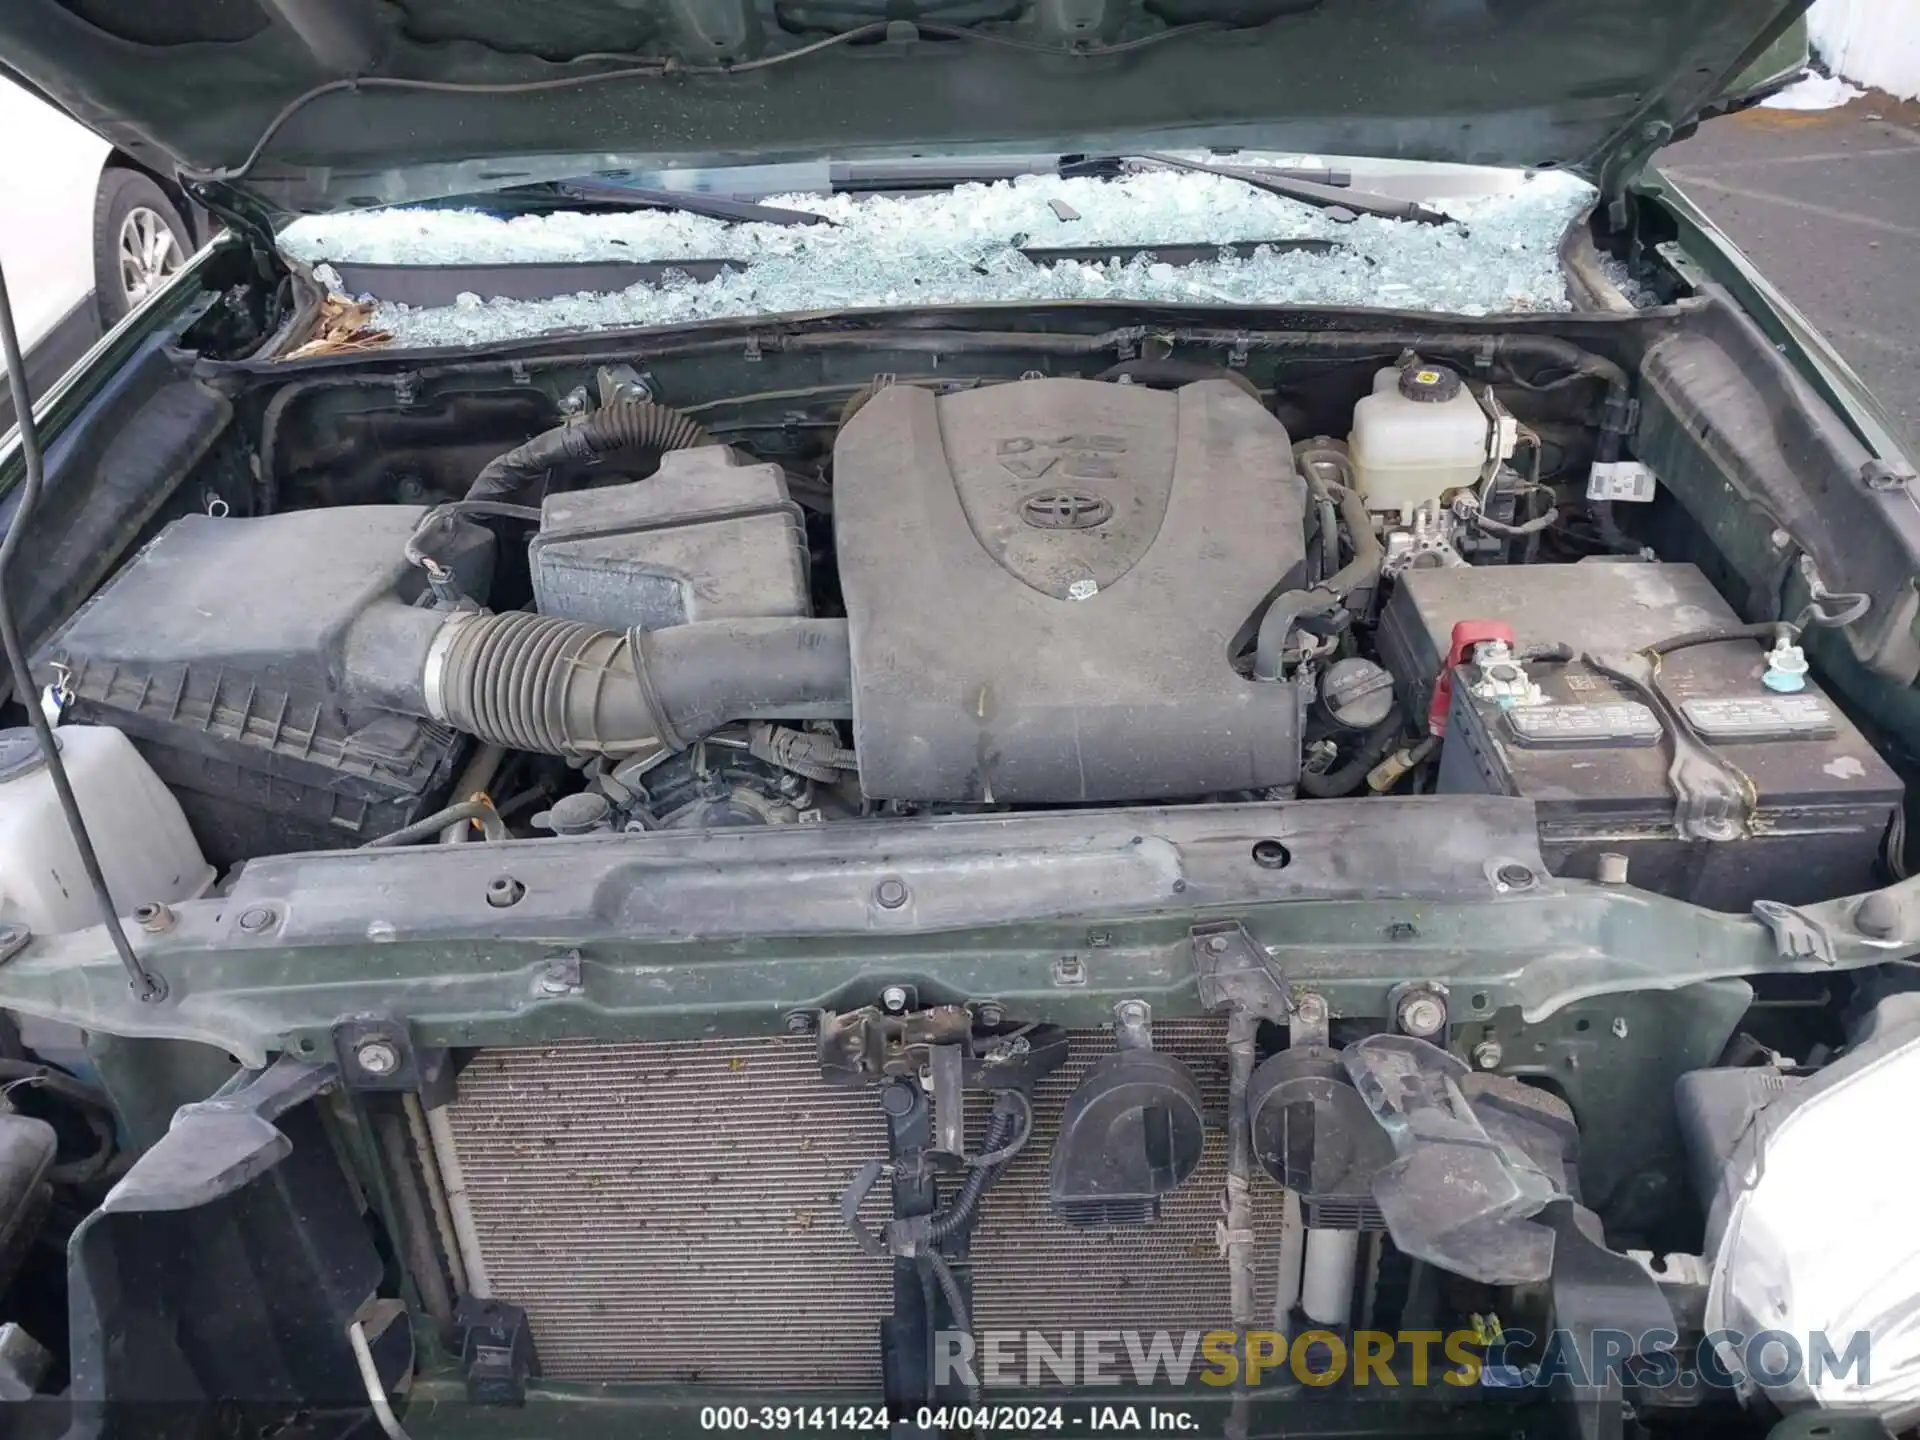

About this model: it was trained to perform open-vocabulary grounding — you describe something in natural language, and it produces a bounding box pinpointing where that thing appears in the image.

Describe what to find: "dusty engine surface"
[834,378,1310,803]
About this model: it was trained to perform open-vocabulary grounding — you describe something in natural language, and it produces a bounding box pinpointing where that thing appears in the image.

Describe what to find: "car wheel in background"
[93,169,189,324]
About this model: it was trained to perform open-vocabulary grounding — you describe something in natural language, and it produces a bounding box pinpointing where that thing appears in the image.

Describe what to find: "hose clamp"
[421,610,477,722]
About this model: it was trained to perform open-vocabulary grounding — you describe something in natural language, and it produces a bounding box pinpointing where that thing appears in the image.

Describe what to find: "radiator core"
[444,1020,1288,1387]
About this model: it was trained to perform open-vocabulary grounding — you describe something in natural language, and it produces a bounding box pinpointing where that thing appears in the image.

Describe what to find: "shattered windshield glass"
[280,166,1635,348]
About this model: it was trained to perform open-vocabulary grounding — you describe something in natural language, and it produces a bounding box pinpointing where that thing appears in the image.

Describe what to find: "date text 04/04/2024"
[698,1406,1202,1432]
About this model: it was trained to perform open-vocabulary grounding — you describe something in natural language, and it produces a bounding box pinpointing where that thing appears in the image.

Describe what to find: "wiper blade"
[532,179,834,227]
[1082,153,1456,226]
[812,155,1350,196]
[1021,237,1341,266]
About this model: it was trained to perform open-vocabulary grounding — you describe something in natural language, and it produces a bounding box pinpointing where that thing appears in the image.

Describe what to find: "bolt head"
[1116,999,1150,1027]
[135,902,175,934]
[237,906,276,934]
[1611,1016,1630,1039]
[1472,1040,1503,1071]
[785,1011,814,1035]
[355,1040,400,1076]
[1397,991,1448,1038]
[1294,992,1327,1024]
[875,878,909,910]
[976,1002,1005,1027]
[881,985,909,1013]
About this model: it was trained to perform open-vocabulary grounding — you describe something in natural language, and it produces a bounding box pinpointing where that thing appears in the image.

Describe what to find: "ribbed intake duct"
[414,609,852,759]
[435,612,632,755]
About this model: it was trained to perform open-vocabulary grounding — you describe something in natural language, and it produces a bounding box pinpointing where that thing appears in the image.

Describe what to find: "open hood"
[1,0,1807,215]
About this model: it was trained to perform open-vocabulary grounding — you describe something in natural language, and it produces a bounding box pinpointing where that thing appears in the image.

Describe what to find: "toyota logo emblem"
[1020,489,1113,530]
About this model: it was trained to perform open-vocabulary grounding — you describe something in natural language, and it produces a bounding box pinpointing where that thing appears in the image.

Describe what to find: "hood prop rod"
[0,260,166,1003]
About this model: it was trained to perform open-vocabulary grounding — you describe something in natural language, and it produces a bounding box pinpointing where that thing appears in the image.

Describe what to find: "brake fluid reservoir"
[0,725,213,934]
[1348,361,1491,516]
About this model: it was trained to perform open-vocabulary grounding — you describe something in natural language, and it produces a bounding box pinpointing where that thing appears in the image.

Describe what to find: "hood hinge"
[182,176,287,284]
[1596,118,1675,234]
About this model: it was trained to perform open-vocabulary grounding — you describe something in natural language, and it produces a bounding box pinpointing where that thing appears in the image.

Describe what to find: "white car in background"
[0,76,200,426]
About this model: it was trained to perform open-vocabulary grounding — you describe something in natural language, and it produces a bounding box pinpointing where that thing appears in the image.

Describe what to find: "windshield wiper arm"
[529,179,835,227]
[1085,153,1456,226]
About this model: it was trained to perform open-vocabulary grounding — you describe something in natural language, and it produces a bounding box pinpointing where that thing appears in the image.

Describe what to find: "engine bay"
[7,287,1920,1438]
[27,336,1906,917]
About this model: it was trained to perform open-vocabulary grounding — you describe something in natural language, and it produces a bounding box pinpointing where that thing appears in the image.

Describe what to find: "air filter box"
[36,507,493,865]
[1379,561,1902,910]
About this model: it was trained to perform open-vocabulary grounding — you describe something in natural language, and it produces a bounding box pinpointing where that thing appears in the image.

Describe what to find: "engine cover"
[834,377,1308,803]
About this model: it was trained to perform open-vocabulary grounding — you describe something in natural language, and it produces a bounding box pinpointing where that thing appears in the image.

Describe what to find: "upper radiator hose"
[419,610,852,758]
[465,400,713,504]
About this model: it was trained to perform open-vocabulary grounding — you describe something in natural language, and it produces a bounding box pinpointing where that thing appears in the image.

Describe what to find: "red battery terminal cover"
[1428,619,1517,736]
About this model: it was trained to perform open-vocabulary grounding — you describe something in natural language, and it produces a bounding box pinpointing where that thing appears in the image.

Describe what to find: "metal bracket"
[331,1015,454,1104]
[1752,900,1838,966]
[181,178,283,277]
[1290,991,1331,1048]
[1863,458,1917,492]
[1112,998,1153,1050]
[1191,921,1288,1020]
[596,364,653,406]
[816,1005,1069,1091]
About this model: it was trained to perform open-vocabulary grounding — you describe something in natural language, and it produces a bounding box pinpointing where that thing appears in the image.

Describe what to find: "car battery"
[1377,562,1902,911]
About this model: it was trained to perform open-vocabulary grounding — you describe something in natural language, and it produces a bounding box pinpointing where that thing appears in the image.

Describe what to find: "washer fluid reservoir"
[0,726,213,935]
[1348,361,1491,516]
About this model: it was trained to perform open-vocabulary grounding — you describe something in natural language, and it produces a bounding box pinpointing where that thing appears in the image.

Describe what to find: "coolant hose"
[465,400,713,503]
[418,610,852,758]
[1252,480,1384,681]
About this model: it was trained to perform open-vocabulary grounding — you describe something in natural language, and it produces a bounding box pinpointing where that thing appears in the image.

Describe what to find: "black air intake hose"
[420,610,852,758]
[465,400,713,503]
[1251,471,1383,682]
[1298,705,1404,798]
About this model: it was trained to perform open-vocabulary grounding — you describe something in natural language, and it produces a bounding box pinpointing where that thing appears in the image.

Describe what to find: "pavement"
[1660,90,1920,453]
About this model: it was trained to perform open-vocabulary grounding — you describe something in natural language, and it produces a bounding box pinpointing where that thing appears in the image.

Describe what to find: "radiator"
[444,1019,1288,1387]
